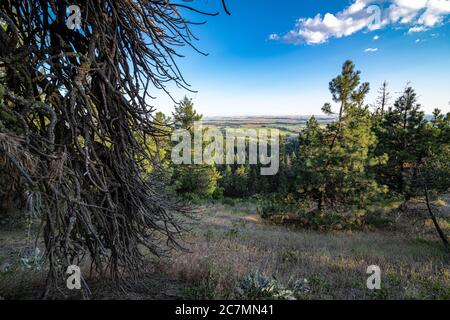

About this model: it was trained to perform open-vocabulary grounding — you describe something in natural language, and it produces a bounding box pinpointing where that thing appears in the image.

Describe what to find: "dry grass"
[158,203,450,300]
[1,201,450,299]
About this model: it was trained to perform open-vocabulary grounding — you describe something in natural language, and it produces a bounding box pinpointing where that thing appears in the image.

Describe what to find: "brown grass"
[1,201,450,299]
[158,203,450,300]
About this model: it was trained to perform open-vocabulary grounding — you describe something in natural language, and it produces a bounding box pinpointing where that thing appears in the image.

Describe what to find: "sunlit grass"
[161,203,450,299]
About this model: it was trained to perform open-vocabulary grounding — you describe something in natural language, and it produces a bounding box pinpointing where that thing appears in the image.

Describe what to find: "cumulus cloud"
[373,35,380,40]
[281,0,384,45]
[388,0,427,24]
[364,47,379,52]
[274,0,450,45]
[419,0,450,25]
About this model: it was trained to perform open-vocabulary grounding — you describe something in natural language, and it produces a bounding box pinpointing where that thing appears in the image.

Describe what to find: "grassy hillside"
[2,199,450,300]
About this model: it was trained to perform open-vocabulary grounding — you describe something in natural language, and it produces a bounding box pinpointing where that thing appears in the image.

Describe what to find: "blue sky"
[154,0,450,116]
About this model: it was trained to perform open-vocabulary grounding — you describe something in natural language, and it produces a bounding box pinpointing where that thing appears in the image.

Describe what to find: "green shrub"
[221,197,236,207]
[236,271,309,300]
[257,194,307,219]
[258,195,369,231]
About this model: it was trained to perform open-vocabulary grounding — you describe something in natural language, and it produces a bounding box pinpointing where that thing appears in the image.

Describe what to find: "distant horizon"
[186,113,442,119]
[202,114,336,118]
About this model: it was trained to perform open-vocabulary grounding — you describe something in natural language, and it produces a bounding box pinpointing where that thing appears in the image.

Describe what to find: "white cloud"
[408,25,428,32]
[373,35,380,40]
[364,47,379,52]
[388,0,428,24]
[268,33,280,41]
[274,0,450,45]
[281,0,385,45]
[419,0,450,26]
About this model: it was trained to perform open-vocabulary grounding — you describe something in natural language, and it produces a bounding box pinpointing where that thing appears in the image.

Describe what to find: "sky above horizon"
[153,0,450,116]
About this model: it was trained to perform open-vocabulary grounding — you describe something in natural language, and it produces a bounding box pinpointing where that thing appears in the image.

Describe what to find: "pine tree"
[375,86,428,196]
[173,96,202,130]
[297,61,387,211]
[296,116,326,207]
[374,81,391,116]
[414,109,450,248]
[170,97,220,200]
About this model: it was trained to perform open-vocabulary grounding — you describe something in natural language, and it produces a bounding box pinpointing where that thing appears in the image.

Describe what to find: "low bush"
[259,197,367,231]
[237,271,310,300]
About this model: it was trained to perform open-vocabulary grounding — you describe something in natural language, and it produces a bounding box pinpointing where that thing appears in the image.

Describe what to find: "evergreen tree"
[173,96,202,130]
[374,81,391,116]
[297,61,387,210]
[170,97,220,200]
[413,109,450,248]
[375,86,428,196]
[295,116,327,206]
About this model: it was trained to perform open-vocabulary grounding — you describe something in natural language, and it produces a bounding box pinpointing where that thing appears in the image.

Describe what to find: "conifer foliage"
[297,61,387,211]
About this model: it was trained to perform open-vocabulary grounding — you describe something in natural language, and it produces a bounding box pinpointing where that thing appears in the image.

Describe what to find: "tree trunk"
[424,185,449,249]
